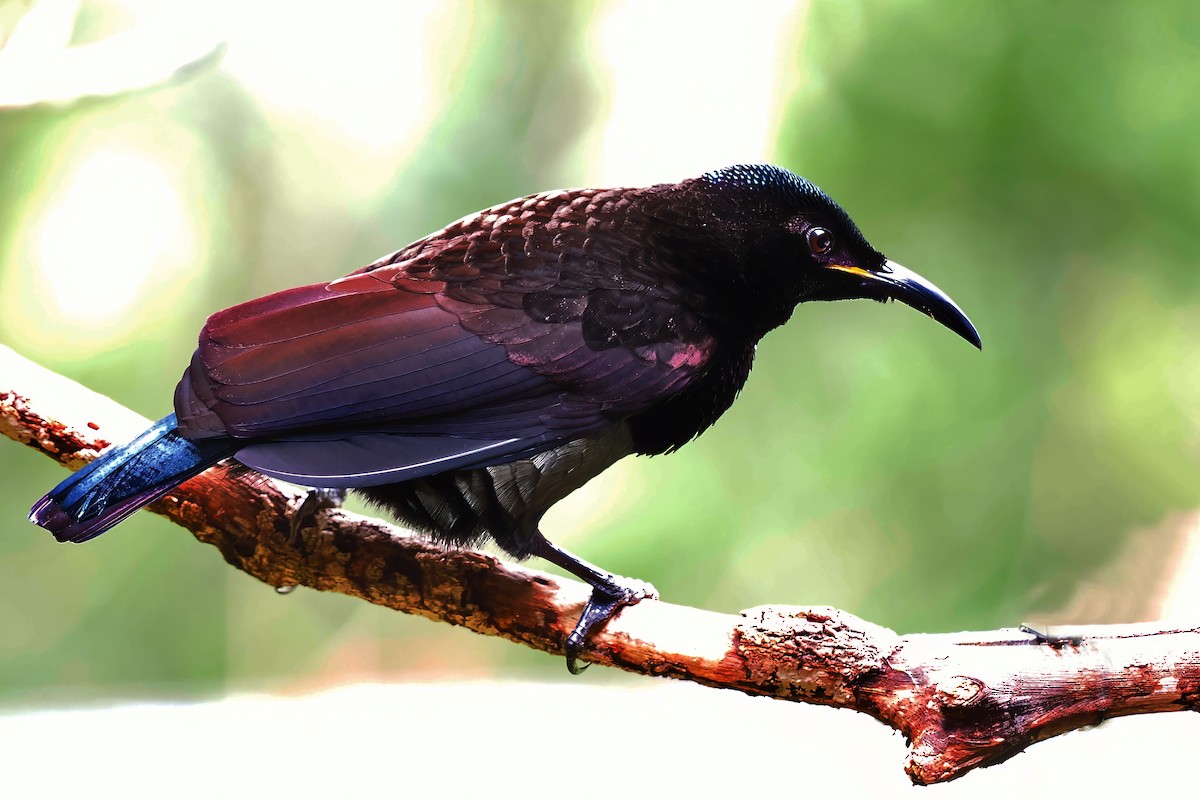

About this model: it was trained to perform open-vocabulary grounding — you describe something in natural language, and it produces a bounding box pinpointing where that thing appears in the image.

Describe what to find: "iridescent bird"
[31,164,980,671]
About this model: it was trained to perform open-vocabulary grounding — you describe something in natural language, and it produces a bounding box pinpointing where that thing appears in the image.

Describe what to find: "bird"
[30,163,980,671]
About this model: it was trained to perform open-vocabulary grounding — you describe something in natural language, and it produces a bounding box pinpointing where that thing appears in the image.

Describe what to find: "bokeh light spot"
[2,125,205,361]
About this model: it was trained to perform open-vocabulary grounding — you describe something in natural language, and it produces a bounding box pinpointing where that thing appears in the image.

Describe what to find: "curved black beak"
[826,260,981,349]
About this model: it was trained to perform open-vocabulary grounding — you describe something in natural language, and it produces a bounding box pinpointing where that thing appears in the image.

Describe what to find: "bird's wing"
[175,251,715,487]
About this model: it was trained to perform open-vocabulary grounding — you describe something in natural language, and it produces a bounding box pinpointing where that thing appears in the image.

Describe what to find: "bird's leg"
[289,488,347,543]
[528,534,658,674]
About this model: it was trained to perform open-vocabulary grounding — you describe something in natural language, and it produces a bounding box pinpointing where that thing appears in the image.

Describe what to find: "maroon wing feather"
[174,187,717,486]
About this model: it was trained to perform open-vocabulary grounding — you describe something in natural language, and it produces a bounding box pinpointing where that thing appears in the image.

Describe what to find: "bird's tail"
[29,414,234,543]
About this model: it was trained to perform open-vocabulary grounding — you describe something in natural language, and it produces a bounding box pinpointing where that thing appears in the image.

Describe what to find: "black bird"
[30,164,980,671]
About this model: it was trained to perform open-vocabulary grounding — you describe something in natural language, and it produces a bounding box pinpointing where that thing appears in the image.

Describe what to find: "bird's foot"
[289,488,347,544]
[565,575,657,675]
[1020,623,1084,648]
[524,535,658,674]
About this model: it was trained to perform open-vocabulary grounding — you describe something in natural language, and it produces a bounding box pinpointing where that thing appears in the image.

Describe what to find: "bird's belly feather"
[355,424,634,557]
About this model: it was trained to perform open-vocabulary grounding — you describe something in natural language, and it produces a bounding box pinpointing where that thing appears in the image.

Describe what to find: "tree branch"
[3,343,1198,785]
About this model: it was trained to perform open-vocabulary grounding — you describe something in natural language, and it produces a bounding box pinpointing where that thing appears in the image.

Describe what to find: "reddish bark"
[4,344,1198,785]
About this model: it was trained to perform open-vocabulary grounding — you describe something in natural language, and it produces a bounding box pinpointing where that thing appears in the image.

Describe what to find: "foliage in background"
[1,0,1199,703]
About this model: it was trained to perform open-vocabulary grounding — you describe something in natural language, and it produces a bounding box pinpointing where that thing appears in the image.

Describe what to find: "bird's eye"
[806,227,835,256]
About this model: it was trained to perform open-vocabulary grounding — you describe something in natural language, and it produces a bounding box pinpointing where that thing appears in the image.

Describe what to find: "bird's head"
[688,164,980,349]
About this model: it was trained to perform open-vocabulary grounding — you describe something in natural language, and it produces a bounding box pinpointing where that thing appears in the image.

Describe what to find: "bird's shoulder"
[361,186,715,359]
[363,186,660,286]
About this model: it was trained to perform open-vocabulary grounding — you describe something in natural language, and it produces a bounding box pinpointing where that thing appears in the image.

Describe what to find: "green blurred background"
[2,0,1200,708]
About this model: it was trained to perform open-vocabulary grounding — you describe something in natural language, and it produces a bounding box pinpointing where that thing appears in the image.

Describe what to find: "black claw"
[564,638,590,675]
[565,586,624,674]
[289,487,347,544]
[1020,623,1084,648]
[1020,623,1046,639]
[526,534,658,673]
[563,580,656,674]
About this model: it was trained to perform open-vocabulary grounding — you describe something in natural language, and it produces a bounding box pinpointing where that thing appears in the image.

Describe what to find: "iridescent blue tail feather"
[29,414,233,543]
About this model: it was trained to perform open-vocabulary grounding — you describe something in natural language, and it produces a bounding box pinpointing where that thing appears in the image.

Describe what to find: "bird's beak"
[825,260,981,349]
